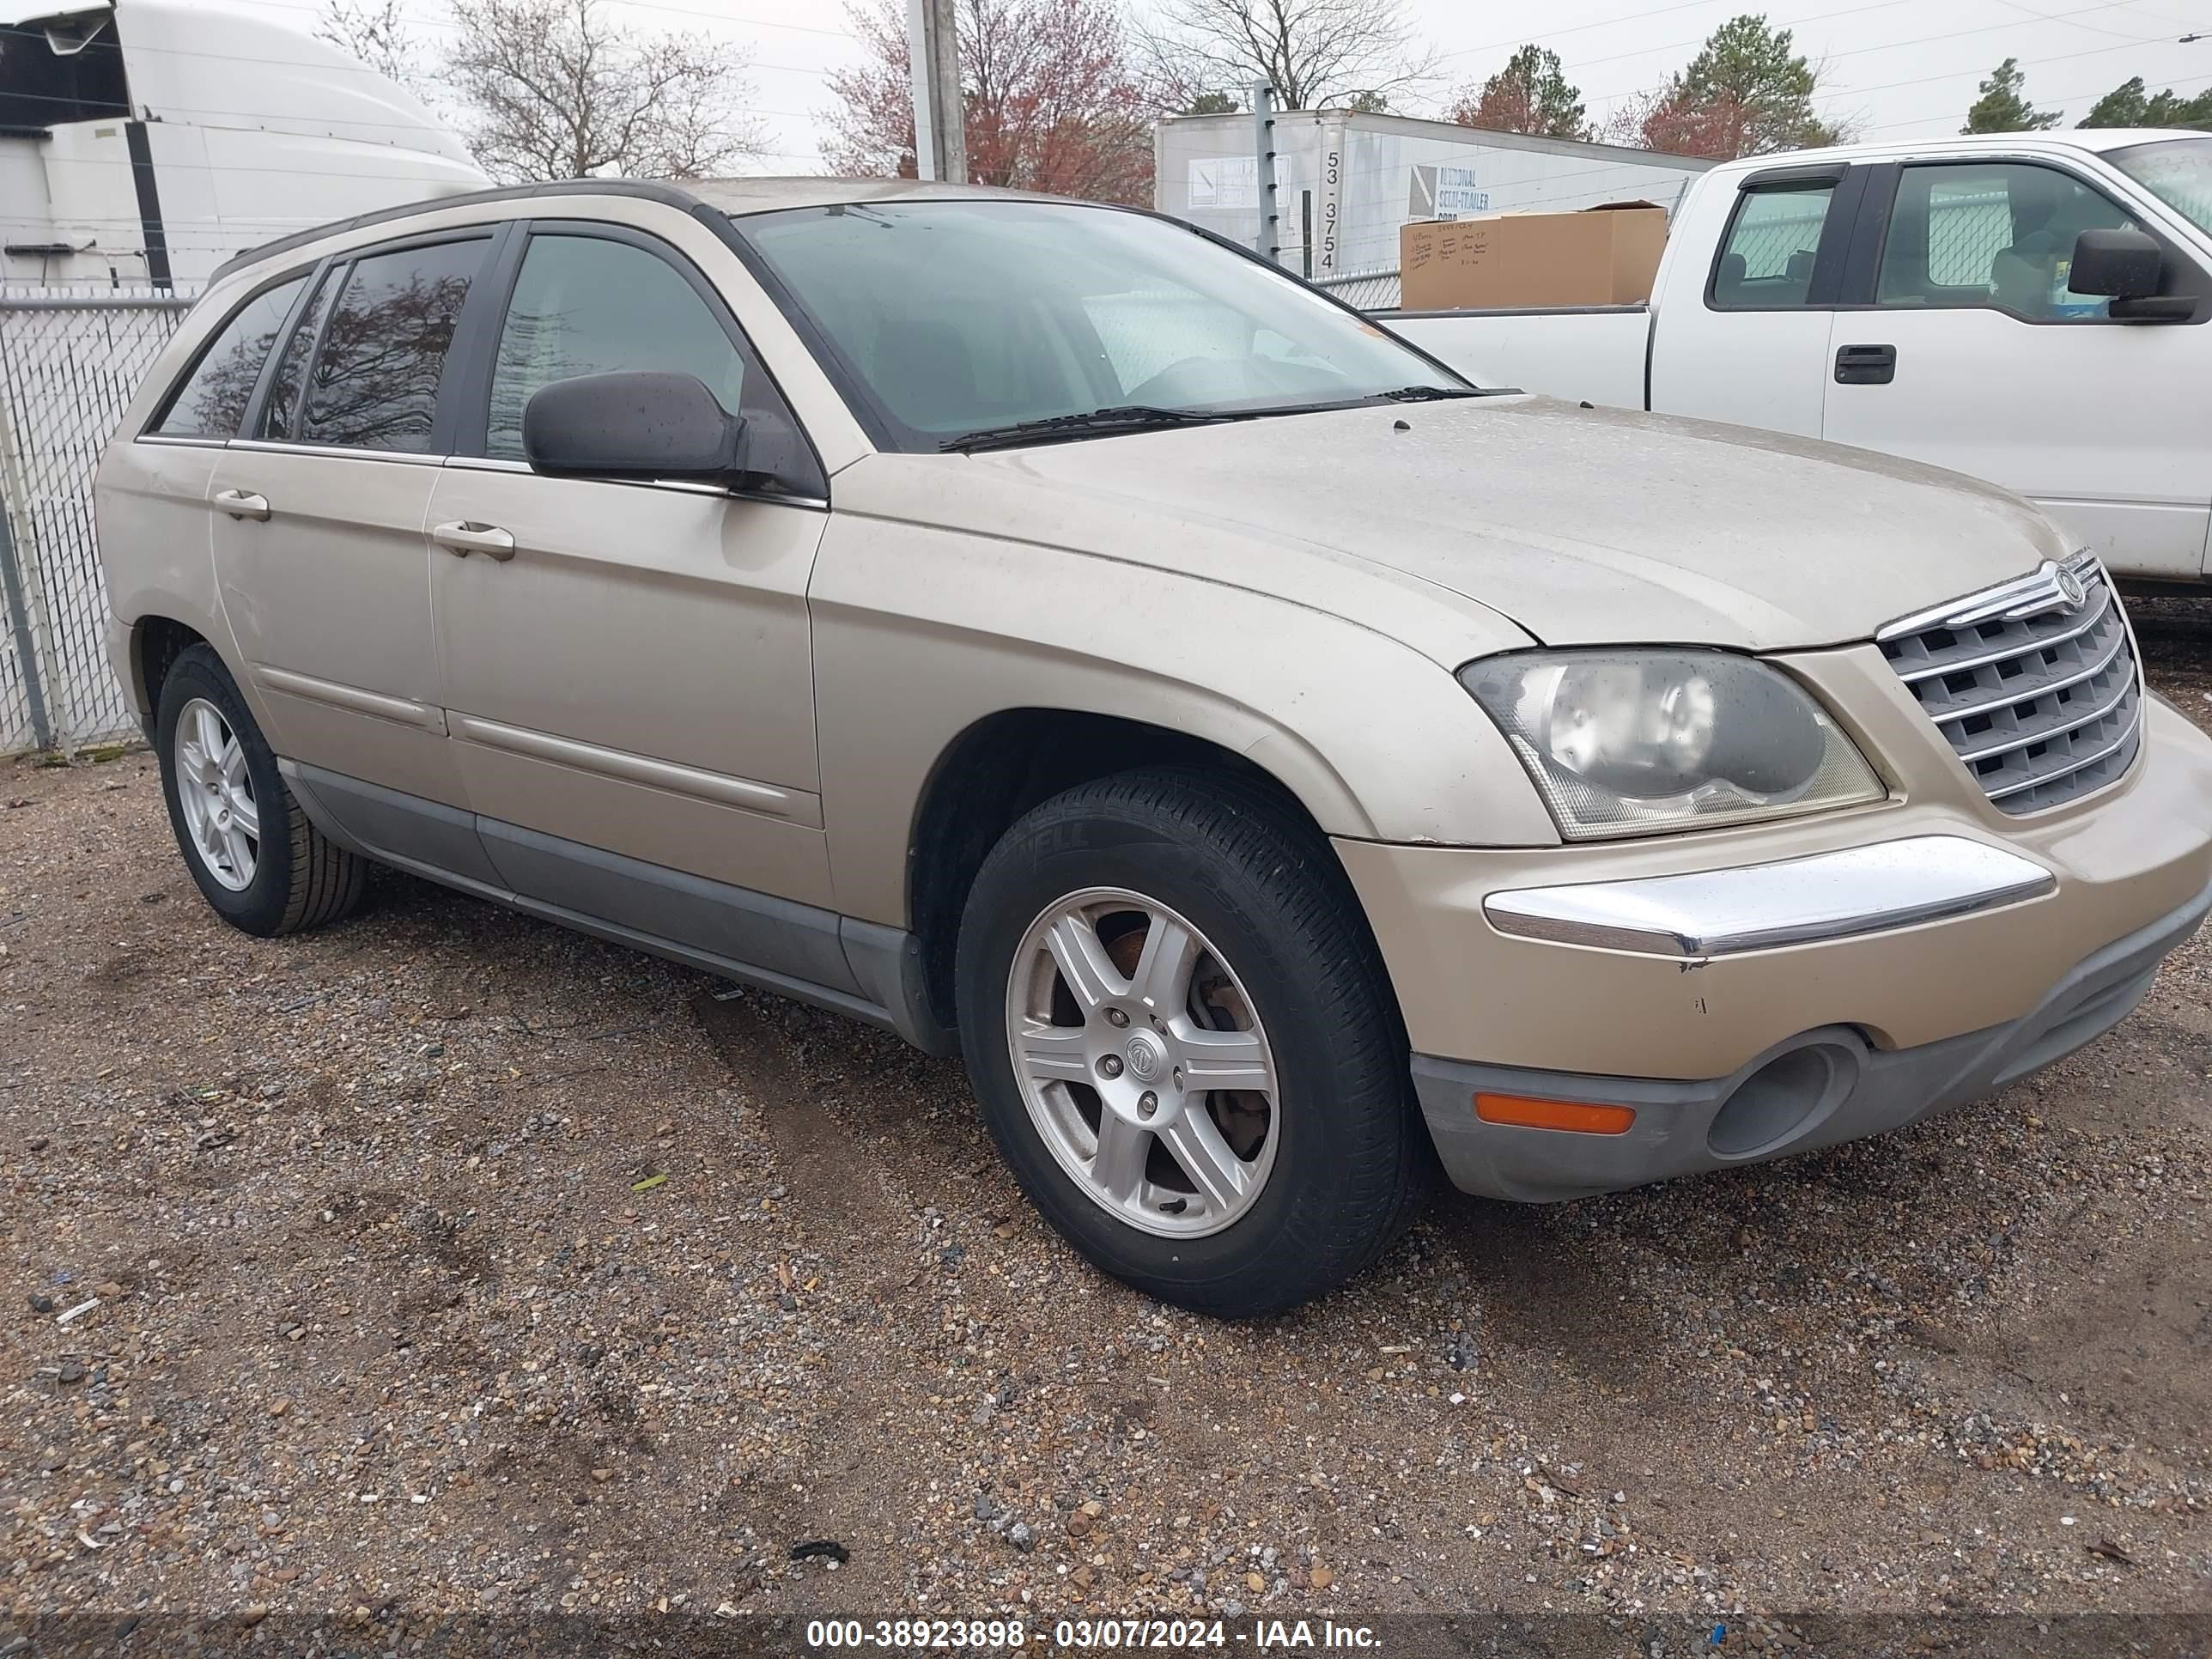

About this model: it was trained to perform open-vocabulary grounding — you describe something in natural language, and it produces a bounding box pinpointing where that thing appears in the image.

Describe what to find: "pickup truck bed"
[1375,130,2212,585]
[1379,305,1650,409]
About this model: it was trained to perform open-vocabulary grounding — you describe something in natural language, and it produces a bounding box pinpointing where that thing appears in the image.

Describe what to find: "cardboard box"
[1398,201,1668,312]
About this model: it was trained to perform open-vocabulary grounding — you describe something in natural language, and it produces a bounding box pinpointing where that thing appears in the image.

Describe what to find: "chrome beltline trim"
[1483,835,2057,958]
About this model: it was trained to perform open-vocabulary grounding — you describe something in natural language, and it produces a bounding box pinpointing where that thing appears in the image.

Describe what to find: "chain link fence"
[0,288,192,756]
[1315,267,1402,311]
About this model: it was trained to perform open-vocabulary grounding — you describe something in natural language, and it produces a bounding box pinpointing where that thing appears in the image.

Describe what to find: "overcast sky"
[234,0,2211,170]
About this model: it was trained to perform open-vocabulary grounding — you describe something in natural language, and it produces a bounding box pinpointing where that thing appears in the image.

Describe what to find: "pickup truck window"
[1711,183,1833,309]
[2112,137,2212,239]
[1875,162,2136,322]
[736,200,1464,451]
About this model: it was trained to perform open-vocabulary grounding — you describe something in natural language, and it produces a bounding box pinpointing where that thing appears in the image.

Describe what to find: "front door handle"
[1834,343,1897,385]
[212,488,270,521]
[431,520,516,562]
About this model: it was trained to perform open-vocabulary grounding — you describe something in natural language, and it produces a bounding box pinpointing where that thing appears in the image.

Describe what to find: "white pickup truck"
[1385,131,2212,586]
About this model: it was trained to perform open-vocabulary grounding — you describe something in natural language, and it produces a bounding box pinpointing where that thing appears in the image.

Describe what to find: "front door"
[427,222,835,922]
[1823,158,2212,580]
[210,231,497,807]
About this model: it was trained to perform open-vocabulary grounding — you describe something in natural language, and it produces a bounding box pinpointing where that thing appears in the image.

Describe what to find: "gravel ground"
[4,620,2211,1652]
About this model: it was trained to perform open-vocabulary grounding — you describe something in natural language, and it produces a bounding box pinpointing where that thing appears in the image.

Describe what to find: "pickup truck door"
[1648,166,1862,437]
[426,220,840,940]
[1821,157,2212,580]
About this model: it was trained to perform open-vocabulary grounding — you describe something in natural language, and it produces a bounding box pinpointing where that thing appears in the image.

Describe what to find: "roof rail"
[207,178,704,285]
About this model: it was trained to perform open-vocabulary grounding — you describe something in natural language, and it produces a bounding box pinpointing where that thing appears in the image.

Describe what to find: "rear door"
[1821,157,2212,579]
[208,229,499,810]
[1648,166,1863,436]
[426,219,836,928]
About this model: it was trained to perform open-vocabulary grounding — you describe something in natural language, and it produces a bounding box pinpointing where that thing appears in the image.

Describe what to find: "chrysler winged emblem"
[1877,553,2100,641]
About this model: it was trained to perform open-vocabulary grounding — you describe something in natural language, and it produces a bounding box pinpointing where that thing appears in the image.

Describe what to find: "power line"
[227,0,863,43]
[1987,0,2171,44]
[1559,0,2153,82]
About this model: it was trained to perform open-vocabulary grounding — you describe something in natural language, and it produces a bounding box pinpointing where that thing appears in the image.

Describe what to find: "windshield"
[2110,137,2212,238]
[736,200,1466,450]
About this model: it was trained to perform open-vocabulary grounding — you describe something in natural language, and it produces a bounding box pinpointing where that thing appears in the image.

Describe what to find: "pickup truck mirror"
[2069,228,2161,300]
[524,371,747,484]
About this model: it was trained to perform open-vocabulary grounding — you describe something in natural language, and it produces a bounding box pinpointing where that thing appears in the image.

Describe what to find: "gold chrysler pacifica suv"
[94,177,2212,1316]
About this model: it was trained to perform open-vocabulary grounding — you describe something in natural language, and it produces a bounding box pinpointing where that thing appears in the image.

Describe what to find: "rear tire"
[155,644,364,937]
[955,768,1430,1317]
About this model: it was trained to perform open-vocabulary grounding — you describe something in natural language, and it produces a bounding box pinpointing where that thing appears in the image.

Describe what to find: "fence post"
[1250,83,1279,264]
[0,325,53,753]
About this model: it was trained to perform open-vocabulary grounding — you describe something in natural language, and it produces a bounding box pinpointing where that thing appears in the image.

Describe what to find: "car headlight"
[1459,650,1887,841]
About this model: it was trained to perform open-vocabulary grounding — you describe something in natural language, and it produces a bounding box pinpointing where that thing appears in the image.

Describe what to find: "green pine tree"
[1961,58,2059,134]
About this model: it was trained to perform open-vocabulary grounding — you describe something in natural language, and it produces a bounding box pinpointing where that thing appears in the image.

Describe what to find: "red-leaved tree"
[824,0,1153,207]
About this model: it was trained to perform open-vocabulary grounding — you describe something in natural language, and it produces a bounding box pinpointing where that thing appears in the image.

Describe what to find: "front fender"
[810,512,1559,927]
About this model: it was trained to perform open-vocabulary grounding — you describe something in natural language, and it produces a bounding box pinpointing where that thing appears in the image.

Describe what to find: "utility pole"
[1250,82,1279,264]
[908,0,966,184]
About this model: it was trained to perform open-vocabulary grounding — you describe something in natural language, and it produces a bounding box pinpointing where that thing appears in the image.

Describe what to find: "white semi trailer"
[0,0,487,289]
[1155,106,1714,300]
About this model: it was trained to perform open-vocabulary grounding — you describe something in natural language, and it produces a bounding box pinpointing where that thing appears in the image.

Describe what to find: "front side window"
[1710,183,1834,309]
[298,238,485,451]
[485,234,746,460]
[736,200,1464,448]
[150,275,306,438]
[1876,162,2138,320]
[2109,136,2212,239]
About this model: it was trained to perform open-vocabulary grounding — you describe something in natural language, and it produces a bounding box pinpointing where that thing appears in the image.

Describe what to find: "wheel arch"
[902,706,1354,1035]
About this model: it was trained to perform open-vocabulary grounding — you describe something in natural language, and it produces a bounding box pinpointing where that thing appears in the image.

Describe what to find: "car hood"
[962,395,2075,651]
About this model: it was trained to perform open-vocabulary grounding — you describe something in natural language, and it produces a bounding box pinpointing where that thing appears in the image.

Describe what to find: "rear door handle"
[431,520,516,562]
[212,488,270,521]
[1834,343,1896,385]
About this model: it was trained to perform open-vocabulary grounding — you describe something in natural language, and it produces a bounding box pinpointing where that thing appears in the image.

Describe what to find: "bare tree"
[824,0,1153,205]
[1133,0,1439,113]
[444,0,765,182]
[316,0,422,88]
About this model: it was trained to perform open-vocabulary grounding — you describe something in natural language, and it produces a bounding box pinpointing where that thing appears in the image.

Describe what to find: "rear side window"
[258,265,338,441]
[298,238,486,452]
[1711,183,1834,309]
[483,234,745,459]
[150,276,306,438]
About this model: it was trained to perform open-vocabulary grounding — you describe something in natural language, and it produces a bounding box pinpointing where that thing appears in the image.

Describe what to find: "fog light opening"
[1707,1044,1850,1158]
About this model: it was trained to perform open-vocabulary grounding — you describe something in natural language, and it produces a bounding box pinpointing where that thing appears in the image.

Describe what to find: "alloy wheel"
[173,696,259,891]
[1004,887,1279,1237]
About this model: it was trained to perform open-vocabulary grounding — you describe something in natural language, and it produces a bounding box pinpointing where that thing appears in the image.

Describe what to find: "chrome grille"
[1877,553,2141,815]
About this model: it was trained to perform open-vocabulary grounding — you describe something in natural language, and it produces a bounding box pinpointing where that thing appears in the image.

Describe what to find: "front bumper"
[1337,687,2212,1200]
[1411,878,2210,1200]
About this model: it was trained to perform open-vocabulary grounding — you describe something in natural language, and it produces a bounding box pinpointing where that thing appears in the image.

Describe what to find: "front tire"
[956,769,1429,1316]
[155,644,363,937]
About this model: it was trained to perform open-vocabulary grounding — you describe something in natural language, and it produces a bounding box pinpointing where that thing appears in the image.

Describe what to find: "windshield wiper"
[939,405,1235,453]
[1378,384,1488,402]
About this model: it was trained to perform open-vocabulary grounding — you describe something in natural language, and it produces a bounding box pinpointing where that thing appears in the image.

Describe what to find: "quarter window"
[485,234,745,460]
[1711,183,1833,309]
[1875,162,2139,320]
[298,238,485,452]
[150,275,305,438]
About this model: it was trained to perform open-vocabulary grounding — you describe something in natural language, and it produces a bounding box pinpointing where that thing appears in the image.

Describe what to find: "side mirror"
[524,371,744,483]
[2069,228,2160,299]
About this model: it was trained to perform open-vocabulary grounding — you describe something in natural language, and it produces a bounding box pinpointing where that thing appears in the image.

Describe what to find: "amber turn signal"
[1474,1093,1637,1135]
